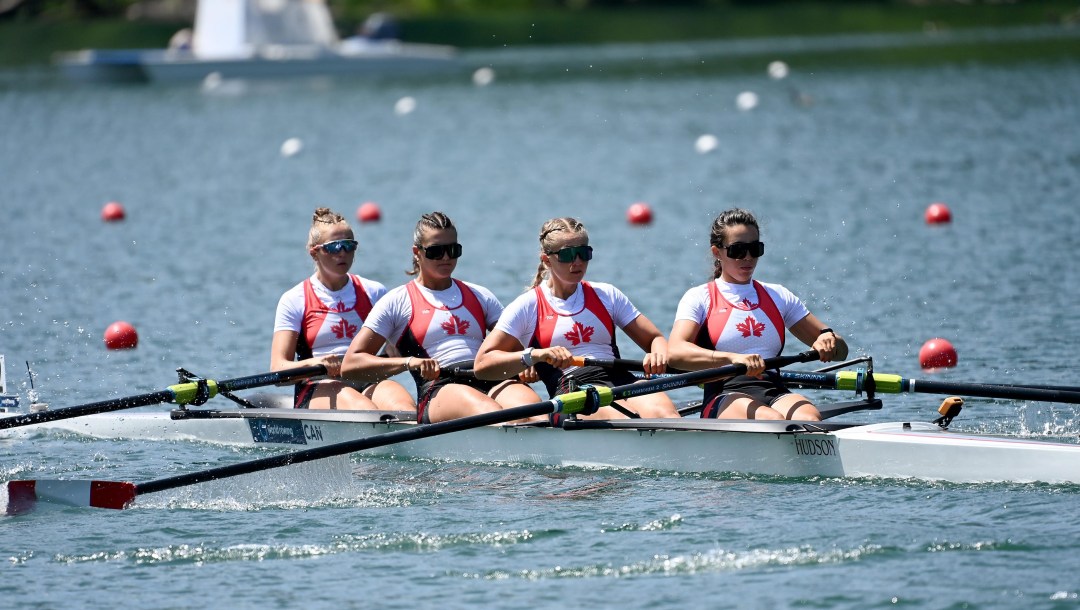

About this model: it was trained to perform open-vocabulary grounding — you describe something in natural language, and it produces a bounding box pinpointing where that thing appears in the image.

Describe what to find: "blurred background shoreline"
[2,0,1079,68]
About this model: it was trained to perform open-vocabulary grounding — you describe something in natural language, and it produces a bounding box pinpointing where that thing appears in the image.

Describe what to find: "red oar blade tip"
[4,479,137,513]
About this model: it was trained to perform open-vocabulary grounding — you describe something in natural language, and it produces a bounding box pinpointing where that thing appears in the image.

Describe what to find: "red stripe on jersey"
[700,280,785,355]
[299,275,373,358]
[404,279,488,352]
[531,282,614,349]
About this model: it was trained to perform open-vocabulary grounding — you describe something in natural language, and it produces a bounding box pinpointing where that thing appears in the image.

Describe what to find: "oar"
[778,370,1080,405]
[0,365,327,430]
[5,350,820,511]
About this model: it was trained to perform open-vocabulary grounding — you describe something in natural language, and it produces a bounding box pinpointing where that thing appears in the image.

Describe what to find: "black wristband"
[819,328,835,336]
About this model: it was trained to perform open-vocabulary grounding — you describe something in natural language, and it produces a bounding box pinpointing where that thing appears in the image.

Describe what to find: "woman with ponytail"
[667,208,847,421]
[474,217,679,422]
[271,207,415,411]
[342,212,543,424]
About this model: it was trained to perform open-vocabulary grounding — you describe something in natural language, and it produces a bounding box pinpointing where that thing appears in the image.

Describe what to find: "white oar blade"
[5,479,137,513]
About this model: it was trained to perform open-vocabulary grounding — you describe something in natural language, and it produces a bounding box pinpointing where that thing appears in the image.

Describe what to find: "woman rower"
[474,217,680,421]
[341,212,543,424]
[667,208,848,420]
[271,207,415,411]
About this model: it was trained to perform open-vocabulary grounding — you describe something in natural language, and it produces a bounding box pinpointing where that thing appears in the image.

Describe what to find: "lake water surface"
[2,32,1080,609]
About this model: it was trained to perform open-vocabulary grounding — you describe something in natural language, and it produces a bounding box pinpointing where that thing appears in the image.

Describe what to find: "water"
[2,35,1080,608]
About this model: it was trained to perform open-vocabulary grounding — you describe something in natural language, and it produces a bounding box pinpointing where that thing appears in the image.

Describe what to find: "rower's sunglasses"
[721,241,765,259]
[320,239,359,254]
[548,245,594,263]
[422,243,463,260]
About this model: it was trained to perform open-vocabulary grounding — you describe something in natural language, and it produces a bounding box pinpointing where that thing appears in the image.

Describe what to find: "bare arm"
[271,330,340,379]
[341,327,438,382]
[473,329,574,381]
[789,313,848,362]
[620,314,669,376]
[667,319,766,377]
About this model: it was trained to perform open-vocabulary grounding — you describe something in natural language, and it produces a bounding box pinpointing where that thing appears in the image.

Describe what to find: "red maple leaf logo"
[733,298,760,311]
[333,300,348,313]
[441,315,470,335]
[736,315,766,338]
[330,319,358,339]
[563,322,595,345]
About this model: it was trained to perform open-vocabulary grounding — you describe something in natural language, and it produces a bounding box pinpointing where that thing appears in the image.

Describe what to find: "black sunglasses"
[547,245,594,263]
[422,242,463,260]
[721,241,765,259]
[319,239,358,254]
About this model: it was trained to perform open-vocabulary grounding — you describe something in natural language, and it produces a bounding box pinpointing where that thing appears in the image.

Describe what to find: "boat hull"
[55,44,459,84]
[18,408,1080,484]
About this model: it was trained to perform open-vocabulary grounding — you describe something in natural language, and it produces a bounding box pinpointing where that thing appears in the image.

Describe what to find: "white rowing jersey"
[363,278,503,364]
[495,281,641,367]
[674,278,809,357]
[274,274,387,359]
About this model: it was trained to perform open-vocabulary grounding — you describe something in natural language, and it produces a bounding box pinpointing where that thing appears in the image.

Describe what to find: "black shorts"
[556,365,639,394]
[700,374,792,418]
[549,365,640,426]
[416,360,502,424]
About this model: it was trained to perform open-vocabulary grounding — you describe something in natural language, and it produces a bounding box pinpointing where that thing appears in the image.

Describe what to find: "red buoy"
[627,202,653,226]
[356,202,382,223]
[103,321,138,350]
[924,202,951,225]
[101,201,126,222]
[919,338,957,370]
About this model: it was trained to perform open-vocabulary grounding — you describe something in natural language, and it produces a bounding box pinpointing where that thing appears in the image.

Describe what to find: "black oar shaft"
[133,351,819,498]
[0,365,326,430]
[135,399,556,495]
[908,379,1080,405]
[0,390,177,429]
[779,371,1080,405]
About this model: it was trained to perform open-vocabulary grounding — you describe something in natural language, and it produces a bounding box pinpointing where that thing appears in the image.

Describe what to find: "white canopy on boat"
[193,0,340,59]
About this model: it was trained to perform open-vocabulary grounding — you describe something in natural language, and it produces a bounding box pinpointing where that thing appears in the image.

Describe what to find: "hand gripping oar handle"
[0,365,327,430]
[13,351,820,510]
[779,371,1080,405]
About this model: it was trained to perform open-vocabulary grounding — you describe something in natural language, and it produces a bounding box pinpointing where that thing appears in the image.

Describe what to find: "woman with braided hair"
[271,207,414,411]
[474,217,679,421]
[342,212,543,424]
[667,208,848,420]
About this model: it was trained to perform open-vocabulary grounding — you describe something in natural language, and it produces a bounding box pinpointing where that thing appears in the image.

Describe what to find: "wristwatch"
[819,328,835,336]
[521,348,535,367]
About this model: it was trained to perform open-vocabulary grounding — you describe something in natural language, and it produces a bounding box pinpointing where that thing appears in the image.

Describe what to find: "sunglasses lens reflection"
[555,246,593,263]
[323,240,358,254]
[423,243,463,259]
[724,241,764,259]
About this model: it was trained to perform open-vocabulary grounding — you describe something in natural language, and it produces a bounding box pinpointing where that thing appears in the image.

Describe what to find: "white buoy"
[201,71,223,91]
[767,61,789,80]
[280,137,303,158]
[472,67,495,87]
[394,96,417,116]
[694,134,719,154]
[736,91,759,111]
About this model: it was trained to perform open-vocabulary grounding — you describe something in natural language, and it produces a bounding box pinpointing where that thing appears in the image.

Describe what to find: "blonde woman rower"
[271,207,414,411]
[342,212,543,424]
[474,217,680,423]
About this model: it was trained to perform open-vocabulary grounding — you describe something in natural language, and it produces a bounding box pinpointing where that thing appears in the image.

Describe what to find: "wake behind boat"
[55,0,460,84]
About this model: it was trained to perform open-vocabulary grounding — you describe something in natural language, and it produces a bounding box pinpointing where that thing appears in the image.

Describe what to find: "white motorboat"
[55,0,459,84]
